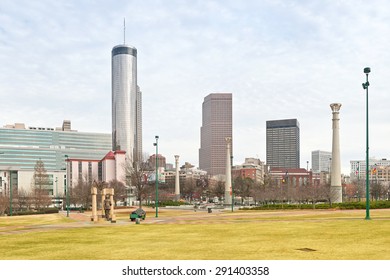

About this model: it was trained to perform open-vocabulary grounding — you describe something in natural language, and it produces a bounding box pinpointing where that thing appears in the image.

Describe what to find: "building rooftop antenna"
[123,18,126,44]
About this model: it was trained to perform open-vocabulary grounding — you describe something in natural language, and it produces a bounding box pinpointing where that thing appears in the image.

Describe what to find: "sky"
[1,0,390,174]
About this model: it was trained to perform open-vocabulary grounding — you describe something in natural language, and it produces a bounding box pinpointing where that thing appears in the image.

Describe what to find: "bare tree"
[371,181,386,201]
[182,178,200,202]
[250,182,263,205]
[31,159,52,209]
[211,179,225,201]
[13,189,32,212]
[0,195,9,215]
[345,181,359,202]
[233,177,254,205]
[108,179,127,206]
[125,160,152,207]
[72,176,92,209]
[318,183,336,207]
[305,184,323,208]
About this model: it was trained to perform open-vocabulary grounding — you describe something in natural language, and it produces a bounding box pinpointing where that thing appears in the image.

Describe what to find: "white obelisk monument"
[225,137,232,205]
[174,155,180,200]
[330,103,342,203]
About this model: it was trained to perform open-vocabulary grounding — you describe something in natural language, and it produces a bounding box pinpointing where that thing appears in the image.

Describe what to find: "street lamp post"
[55,177,58,208]
[362,67,371,220]
[231,155,234,212]
[64,155,69,217]
[357,161,360,202]
[154,136,159,218]
[9,171,12,216]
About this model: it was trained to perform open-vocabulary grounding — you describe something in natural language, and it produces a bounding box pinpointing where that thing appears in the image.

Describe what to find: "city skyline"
[1,1,390,174]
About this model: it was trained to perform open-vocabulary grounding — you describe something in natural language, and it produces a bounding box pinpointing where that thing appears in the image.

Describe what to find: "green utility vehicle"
[130,208,146,221]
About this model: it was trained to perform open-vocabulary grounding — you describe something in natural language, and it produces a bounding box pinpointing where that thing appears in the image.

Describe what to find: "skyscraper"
[111,44,142,163]
[136,86,143,162]
[199,93,232,176]
[266,119,300,169]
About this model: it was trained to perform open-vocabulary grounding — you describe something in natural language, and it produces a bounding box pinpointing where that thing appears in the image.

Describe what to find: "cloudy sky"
[1,0,389,174]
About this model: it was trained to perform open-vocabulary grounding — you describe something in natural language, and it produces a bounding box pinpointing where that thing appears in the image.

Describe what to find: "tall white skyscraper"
[111,44,142,163]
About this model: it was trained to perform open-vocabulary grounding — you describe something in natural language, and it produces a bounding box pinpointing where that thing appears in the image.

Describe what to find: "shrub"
[239,200,390,211]
[150,200,190,207]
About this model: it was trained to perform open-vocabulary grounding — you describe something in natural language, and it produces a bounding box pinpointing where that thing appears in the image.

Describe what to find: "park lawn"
[0,209,389,260]
[0,213,74,233]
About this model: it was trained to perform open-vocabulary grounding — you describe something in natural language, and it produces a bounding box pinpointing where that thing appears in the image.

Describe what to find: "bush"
[41,208,60,214]
[15,211,42,216]
[371,200,390,209]
[150,200,190,207]
[12,208,59,216]
[240,200,390,211]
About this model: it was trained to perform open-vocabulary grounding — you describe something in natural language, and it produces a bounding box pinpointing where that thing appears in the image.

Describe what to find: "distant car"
[130,208,146,221]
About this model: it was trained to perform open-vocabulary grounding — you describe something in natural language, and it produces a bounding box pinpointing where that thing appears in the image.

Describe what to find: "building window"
[78,161,82,179]
[98,162,102,182]
[88,162,92,182]
[69,162,73,187]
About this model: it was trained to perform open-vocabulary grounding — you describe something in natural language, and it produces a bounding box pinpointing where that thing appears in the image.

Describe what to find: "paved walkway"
[1,208,389,235]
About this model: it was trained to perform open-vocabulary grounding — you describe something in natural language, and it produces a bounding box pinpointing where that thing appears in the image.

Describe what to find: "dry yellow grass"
[0,209,389,260]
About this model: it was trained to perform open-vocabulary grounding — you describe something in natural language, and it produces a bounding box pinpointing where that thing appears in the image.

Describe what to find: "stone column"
[174,155,180,201]
[109,188,116,223]
[91,186,98,222]
[101,188,106,218]
[225,137,232,205]
[330,103,342,203]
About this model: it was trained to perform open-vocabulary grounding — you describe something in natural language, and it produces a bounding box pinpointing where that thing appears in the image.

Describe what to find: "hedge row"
[150,200,190,207]
[11,208,60,216]
[240,200,390,211]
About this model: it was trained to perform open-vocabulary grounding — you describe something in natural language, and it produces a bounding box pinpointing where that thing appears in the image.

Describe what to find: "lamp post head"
[364,67,371,74]
[155,135,159,139]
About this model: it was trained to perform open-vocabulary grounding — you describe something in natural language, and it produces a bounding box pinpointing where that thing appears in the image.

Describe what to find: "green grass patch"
[0,213,74,231]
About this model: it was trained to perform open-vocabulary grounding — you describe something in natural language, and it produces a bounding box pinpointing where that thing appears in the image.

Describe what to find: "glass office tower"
[311,150,332,173]
[0,124,111,170]
[0,122,112,196]
[266,119,300,169]
[112,44,139,163]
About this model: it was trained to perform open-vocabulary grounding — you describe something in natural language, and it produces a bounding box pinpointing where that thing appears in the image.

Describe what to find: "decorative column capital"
[330,103,342,112]
[225,137,232,145]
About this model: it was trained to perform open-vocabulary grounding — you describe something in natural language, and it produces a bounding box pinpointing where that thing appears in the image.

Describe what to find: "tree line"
[1,158,389,215]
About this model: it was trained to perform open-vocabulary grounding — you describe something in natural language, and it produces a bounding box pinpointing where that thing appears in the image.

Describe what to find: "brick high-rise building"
[199,93,232,176]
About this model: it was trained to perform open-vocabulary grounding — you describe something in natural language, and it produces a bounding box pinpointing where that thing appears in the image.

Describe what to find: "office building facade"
[112,44,142,163]
[311,150,332,173]
[232,158,265,184]
[350,158,390,180]
[199,93,232,176]
[266,119,300,169]
[0,121,111,196]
